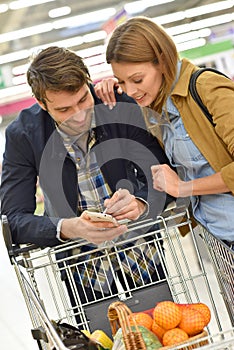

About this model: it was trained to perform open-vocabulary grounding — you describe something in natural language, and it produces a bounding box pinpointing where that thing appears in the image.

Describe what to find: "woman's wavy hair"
[27,46,91,107]
[106,16,178,114]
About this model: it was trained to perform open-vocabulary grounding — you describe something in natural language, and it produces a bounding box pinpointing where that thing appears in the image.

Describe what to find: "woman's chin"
[137,100,151,108]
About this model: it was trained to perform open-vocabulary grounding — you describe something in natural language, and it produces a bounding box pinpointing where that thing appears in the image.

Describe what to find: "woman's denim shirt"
[151,61,234,242]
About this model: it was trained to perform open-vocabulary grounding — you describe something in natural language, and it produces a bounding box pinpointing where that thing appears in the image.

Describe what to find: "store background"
[0,0,233,348]
[0,0,234,125]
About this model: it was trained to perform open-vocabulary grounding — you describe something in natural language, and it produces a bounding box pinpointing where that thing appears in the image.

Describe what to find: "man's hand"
[59,189,146,244]
[104,189,146,221]
[60,215,127,245]
[94,78,122,109]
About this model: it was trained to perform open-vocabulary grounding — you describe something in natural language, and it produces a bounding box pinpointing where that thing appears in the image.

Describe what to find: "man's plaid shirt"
[59,126,162,293]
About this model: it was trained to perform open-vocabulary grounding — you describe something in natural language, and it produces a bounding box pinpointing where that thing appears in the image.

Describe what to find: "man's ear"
[37,99,47,111]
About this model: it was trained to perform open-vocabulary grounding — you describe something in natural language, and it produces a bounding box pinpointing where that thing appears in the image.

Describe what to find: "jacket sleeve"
[196,73,234,193]
[0,118,62,247]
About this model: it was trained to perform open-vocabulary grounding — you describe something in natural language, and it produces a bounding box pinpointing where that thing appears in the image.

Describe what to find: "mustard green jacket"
[169,58,234,194]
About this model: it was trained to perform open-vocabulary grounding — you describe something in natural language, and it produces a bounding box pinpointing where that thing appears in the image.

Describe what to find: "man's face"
[39,84,95,136]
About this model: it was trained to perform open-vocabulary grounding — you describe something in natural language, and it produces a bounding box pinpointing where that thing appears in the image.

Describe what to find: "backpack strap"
[189,67,230,126]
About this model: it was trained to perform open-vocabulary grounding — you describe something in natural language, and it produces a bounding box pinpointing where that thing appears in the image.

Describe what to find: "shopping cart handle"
[1,215,39,263]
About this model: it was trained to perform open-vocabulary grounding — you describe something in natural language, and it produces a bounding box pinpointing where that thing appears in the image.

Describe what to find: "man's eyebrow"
[54,90,89,111]
[54,105,70,111]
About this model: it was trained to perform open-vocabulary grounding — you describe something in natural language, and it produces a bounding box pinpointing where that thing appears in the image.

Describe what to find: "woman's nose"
[125,84,137,97]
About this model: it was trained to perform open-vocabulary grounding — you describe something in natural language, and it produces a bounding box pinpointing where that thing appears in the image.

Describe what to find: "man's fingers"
[88,224,128,244]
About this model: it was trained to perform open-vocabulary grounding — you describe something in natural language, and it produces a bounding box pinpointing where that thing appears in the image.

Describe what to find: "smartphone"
[84,210,131,226]
[84,210,118,225]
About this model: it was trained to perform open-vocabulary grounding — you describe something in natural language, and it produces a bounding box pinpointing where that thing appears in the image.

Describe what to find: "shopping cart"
[198,224,234,326]
[2,206,234,349]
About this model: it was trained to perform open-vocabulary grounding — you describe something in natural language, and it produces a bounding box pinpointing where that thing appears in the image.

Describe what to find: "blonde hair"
[106,16,179,113]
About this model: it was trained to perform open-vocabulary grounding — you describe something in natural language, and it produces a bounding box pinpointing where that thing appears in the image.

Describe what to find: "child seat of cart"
[1,213,174,337]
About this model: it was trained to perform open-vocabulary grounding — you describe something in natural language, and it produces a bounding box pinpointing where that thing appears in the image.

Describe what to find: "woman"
[94,16,234,245]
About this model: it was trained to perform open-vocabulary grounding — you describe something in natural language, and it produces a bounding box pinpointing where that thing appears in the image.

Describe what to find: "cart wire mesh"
[2,206,234,349]
[199,225,234,326]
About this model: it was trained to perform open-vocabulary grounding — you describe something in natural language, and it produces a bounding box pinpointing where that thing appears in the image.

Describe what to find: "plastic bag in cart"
[52,321,99,350]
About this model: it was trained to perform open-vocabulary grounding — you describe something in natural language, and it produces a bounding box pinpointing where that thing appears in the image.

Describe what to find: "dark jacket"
[0,86,172,247]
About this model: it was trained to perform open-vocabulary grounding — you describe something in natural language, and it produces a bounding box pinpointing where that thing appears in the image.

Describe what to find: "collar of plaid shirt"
[56,121,112,213]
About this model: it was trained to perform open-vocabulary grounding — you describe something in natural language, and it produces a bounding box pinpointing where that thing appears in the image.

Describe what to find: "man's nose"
[71,108,85,120]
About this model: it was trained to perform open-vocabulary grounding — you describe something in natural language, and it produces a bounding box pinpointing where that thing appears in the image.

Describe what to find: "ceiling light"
[0,8,113,45]
[176,38,206,52]
[164,23,191,36]
[173,28,212,44]
[125,0,174,15]
[12,74,27,86]
[156,12,185,25]
[43,36,84,49]
[164,12,234,36]
[0,50,30,65]
[12,64,29,76]
[190,13,233,30]
[0,4,8,13]
[0,23,53,43]
[154,0,234,25]
[83,31,107,43]
[0,32,107,66]
[48,6,71,19]
[0,84,31,103]
[53,8,116,29]
[12,45,107,77]
[185,0,234,17]
[9,0,55,10]
[77,45,106,59]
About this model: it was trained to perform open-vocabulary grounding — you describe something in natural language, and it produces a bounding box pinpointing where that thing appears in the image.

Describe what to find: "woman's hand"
[151,164,230,198]
[151,164,192,198]
[94,77,122,108]
[104,188,146,221]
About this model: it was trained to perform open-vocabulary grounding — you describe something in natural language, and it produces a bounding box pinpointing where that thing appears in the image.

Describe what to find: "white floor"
[0,226,233,349]
[0,230,37,350]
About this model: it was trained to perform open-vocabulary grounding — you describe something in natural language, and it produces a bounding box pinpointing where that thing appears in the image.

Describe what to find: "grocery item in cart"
[152,301,211,345]
[51,320,100,349]
[162,328,189,347]
[109,301,161,350]
[108,300,211,349]
[153,301,182,330]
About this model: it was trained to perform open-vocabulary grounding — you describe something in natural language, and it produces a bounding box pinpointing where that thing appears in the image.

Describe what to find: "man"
[0,46,172,303]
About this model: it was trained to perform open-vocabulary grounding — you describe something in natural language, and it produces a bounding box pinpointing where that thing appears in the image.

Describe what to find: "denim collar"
[164,60,182,117]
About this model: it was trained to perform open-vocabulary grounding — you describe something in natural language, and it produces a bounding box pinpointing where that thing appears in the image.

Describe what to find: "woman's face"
[111,61,163,107]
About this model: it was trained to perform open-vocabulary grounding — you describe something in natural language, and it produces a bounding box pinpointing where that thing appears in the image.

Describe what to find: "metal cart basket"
[2,206,234,349]
[199,225,234,326]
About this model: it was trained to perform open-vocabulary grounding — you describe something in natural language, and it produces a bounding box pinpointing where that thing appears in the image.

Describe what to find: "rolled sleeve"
[221,162,234,195]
